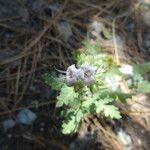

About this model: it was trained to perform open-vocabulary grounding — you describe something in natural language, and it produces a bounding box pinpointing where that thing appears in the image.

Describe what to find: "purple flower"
[78,63,97,85]
[64,63,97,85]
[65,64,79,84]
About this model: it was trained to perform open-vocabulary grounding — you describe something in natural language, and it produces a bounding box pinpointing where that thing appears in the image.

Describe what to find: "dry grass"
[0,0,149,149]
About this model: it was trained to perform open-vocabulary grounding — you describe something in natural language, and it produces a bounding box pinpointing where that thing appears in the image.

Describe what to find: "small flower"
[66,64,79,84]
[119,64,133,75]
[104,75,120,91]
[78,63,97,85]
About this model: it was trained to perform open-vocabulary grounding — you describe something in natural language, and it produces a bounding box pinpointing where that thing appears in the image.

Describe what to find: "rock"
[47,4,58,12]
[88,20,105,39]
[2,118,16,130]
[16,108,37,125]
[119,64,133,75]
[57,21,73,42]
[116,128,132,150]
[104,75,120,91]
[88,21,128,62]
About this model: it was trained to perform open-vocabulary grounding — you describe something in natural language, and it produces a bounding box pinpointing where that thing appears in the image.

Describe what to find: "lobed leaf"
[56,85,78,107]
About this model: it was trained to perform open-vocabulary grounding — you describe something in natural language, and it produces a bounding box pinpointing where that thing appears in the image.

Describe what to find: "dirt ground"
[0,0,150,150]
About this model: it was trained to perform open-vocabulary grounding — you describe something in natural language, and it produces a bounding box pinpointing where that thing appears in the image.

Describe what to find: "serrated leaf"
[76,110,83,122]
[95,102,104,113]
[95,99,121,119]
[82,93,99,109]
[56,85,78,107]
[62,118,76,134]
[82,98,94,108]
[95,98,114,113]
[69,99,81,109]
[103,105,121,119]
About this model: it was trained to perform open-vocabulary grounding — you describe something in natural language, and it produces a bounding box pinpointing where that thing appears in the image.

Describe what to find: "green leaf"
[82,93,99,111]
[100,90,132,103]
[82,98,94,108]
[83,40,101,55]
[95,98,121,119]
[69,99,81,109]
[95,98,114,113]
[61,109,82,134]
[56,100,64,108]
[42,73,64,90]
[137,81,150,93]
[133,62,150,75]
[76,110,83,122]
[62,117,76,134]
[56,85,78,107]
[103,105,121,119]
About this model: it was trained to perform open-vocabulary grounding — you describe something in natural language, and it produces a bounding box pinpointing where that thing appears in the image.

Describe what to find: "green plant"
[42,40,150,134]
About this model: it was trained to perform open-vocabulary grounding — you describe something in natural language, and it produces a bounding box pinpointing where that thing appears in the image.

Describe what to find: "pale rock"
[16,108,37,125]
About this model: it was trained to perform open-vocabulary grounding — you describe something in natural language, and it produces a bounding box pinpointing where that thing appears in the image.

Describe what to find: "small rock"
[7,134,12,138]
[117,128,132,150]
[119,64,133,75]
[104,75,120,91]
[2,118,16,130]
[48,4,58,12]
[57,21,72,42]
[88,20,104,39]
[16,108,37,125]
[40,128,44,132]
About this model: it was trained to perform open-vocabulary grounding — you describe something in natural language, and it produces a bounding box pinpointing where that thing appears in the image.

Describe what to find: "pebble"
[57,21,72,42]
[2,118,16,130]
[117,128,132,150]
[16,108,37,125]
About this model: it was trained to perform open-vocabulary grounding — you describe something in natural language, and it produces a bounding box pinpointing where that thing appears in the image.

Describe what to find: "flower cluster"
[104,75,120,91]
[65,64,79,84]
[65,63,97,85]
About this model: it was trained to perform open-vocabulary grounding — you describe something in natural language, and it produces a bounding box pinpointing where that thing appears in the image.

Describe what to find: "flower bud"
[79,63,97,85]
[66,64,79,84]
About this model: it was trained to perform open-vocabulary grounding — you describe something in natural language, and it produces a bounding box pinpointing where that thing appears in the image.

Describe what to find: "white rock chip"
[117,128,132,150]
[119,64,133,75]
